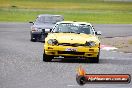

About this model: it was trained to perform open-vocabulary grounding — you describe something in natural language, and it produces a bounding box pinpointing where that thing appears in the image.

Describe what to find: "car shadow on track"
[51,59,97,64]
[48,58,132,65]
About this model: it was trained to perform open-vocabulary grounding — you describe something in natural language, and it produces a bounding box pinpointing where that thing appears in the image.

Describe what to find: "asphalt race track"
[0,23,132,88]
[93,24,132,37]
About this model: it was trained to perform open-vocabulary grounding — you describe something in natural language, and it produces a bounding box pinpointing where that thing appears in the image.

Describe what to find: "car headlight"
[85,41,96,47]
[47,39,58,45]
[31,27,42,32]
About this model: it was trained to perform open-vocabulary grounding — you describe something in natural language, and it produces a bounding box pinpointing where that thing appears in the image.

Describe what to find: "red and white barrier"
[100,44,118,51]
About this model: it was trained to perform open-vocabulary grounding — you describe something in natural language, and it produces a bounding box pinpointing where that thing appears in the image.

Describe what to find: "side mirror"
[95,31,101,35]
[45,29,52,33]
[29,22,34,24]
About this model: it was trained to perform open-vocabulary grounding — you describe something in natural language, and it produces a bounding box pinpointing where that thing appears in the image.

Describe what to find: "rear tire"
[43,51,53,62]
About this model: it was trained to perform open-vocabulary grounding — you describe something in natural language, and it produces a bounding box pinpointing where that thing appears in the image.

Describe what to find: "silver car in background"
[29,14,64,42]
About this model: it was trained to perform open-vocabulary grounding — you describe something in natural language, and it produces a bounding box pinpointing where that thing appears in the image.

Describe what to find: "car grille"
[58,43,84,47]
[58,51,84,55]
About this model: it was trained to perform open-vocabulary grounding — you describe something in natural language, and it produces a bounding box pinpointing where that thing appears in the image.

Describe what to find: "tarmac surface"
[93,24,132,37]
[0,23,132,88]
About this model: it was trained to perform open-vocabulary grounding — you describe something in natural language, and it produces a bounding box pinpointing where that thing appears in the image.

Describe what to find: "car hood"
[47,33,100,44]
[33,23,55,29]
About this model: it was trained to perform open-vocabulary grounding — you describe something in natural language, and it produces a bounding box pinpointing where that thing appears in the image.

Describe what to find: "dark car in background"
[29,14,64,42]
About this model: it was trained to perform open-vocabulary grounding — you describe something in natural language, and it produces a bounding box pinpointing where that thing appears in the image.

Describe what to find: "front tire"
[90,48,100,63]
[30,33,36,42]
[87,51,100,63]
[90,56,99,63]
[43,52,53,62]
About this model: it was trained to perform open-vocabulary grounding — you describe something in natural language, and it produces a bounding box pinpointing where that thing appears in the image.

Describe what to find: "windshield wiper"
[54,31,59,33]
[62,32,73,33]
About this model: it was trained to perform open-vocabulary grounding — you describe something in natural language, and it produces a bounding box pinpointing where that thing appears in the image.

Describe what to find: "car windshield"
[53,23,92,34]
[35,16,63,24]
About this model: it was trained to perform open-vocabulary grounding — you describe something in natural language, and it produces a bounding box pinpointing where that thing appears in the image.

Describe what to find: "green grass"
[0,0,132,23]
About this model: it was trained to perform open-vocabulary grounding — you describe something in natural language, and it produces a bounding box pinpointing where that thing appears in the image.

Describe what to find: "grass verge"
[0,0,132,23]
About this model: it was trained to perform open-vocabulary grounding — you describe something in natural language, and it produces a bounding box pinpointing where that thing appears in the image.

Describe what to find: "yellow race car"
[43,21,101,63]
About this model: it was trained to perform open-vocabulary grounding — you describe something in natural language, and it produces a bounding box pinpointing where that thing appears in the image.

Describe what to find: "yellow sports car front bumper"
[44,45,99,58]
